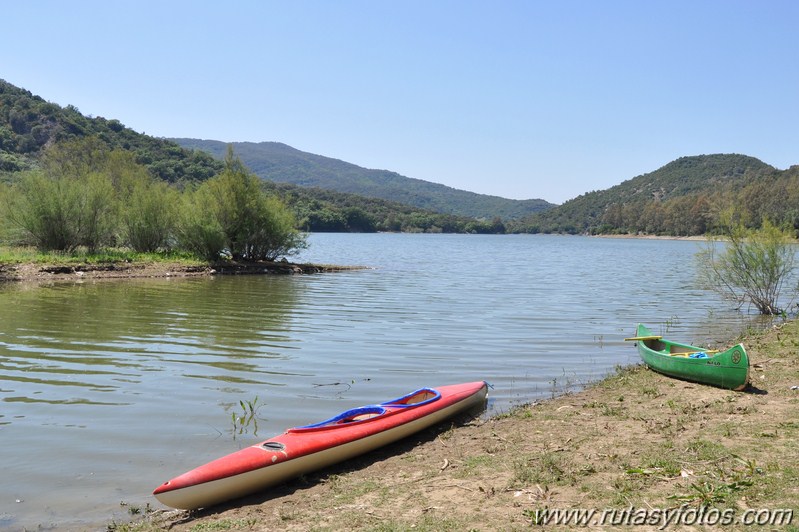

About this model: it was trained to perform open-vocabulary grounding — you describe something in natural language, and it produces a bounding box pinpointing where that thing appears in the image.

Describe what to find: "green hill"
[171,138,554,220]
[0,79,222,182]
[510,154,778,235]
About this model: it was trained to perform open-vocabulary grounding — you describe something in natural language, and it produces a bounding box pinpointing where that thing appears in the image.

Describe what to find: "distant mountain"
[0,79,222,181]
[170,139,555,220]
[511,154,777,234]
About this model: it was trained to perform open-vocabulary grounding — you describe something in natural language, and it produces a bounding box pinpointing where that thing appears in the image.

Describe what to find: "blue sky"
[3,1,797,204]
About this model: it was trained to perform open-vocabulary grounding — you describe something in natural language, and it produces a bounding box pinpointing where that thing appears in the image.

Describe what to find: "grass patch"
[462,453,499,472]
[322,475,390,507]
[0,245,205,265]
[512,451,577,487]
[365,514,467,532]
[188,519,259,531]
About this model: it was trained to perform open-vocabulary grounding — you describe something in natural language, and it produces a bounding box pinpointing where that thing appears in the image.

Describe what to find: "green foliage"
[187,148,307,261]
[697,216,798,314]
[0,139,303,262]
[0,79,222,183]
[5,79,798,238]
[231,396,264,439]
[2,169,115,252]
[510,154,776,235]
[77,171,118,252]
[1,79,512,235]
[40,136,111,179]
[249,194,308,260]
[2,139,151,252]
[267,181,504,234]
[7,174,49,249]
[174,185,227,261]
[122,178,179,252]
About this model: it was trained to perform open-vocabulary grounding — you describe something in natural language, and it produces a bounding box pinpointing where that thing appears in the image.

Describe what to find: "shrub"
[121,178,178,252]
[184,147,306,261]
[1,169,116,252]
[697,217,798,315]
[174,185,226,261]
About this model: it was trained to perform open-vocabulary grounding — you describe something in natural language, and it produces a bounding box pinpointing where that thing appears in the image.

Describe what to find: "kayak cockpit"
[287,388,442,433]
[290,406,387,431]
[380,387,440,408]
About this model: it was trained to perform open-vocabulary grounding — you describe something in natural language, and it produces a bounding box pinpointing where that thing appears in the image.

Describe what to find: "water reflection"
[0,277,303,406]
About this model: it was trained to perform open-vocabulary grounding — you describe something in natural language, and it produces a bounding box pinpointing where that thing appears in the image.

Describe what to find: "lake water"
[0,233,758,530]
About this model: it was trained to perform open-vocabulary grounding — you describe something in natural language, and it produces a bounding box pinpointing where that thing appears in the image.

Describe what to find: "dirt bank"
[0,260,363,283]
[117,320,799,531]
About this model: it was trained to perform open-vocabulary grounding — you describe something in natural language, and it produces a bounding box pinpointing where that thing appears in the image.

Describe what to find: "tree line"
[264,181,507,234]
[0,138,305,261]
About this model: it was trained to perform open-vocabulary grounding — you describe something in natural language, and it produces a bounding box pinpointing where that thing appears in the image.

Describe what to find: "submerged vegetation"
[230,396,265,439]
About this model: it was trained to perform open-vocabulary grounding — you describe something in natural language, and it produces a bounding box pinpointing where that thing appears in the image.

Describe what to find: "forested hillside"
[171,138,554,220]
[508,154,799,236]
[0,79,222,182]
[3,79,796,238]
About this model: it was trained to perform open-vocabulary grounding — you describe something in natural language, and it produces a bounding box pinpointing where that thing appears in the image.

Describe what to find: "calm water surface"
[0,234,756,530]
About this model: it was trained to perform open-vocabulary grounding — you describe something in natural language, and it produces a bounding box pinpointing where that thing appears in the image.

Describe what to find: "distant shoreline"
[589,233,708,241]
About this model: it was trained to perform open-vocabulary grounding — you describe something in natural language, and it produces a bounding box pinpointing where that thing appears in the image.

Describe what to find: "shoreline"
[0,259,366,284]
[589,233,708,241]
[120,320,799,531]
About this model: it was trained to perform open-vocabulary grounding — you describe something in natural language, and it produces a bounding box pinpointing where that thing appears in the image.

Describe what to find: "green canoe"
[627,324,750,391]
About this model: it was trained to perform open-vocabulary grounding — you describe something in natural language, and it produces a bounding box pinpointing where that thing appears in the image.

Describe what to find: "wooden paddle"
[624,335,662,341]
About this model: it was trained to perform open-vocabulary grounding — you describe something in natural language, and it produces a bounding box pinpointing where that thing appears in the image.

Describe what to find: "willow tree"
[1,165,116,253]
[108,151,179,252]
[176,146,306,261]
[697,216,798,315]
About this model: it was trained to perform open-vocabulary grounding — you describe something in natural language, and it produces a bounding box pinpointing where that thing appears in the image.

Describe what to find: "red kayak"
[153,381,488,509]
